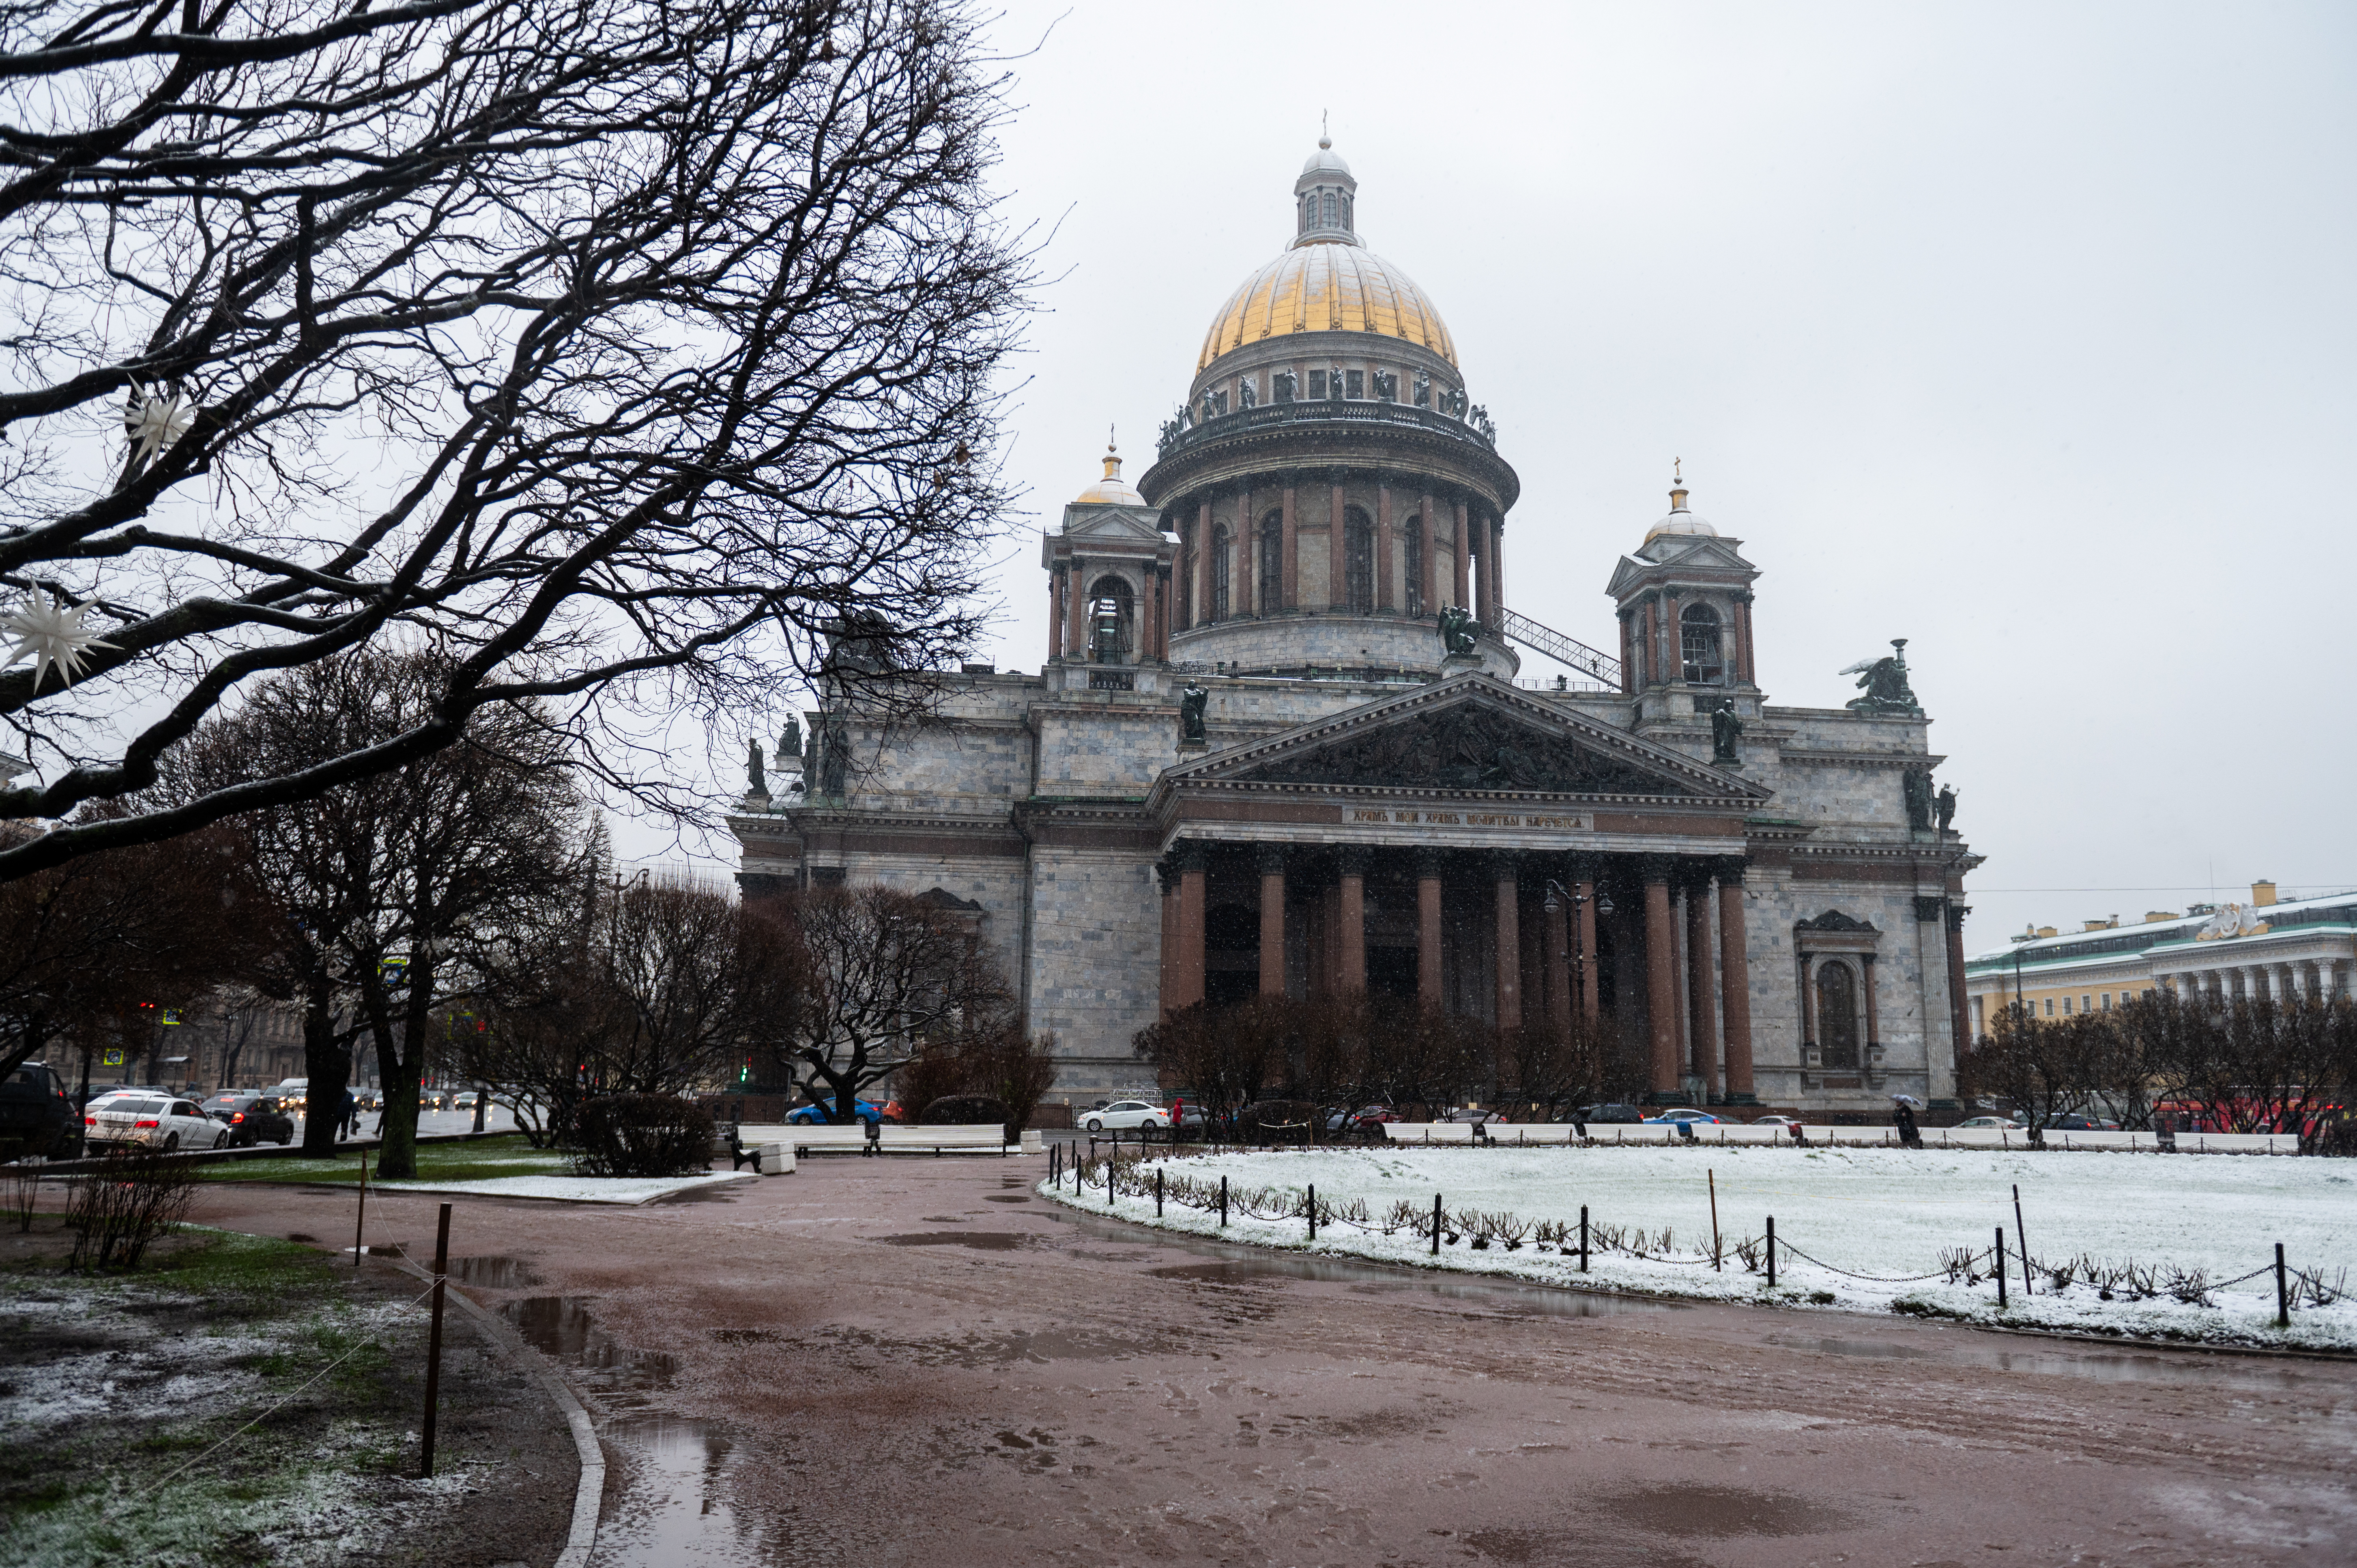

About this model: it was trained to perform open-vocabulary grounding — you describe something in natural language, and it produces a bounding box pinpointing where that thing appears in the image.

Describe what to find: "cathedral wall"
[1170,616,1513,677]
[837,717,1030,812]
[1034,706,1180,793]
[1740,871,1955,1109]
[1025,846,1163,1090]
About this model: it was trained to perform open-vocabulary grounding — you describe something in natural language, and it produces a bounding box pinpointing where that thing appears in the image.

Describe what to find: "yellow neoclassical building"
[1962,881,2357,1040]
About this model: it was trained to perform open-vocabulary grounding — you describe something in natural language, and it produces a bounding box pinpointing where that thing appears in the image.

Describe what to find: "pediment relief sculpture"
[1232,704,1701,796]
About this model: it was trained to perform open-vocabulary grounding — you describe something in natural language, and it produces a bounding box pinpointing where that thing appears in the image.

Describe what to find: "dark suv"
[0,1063,81,1158]
[204,1092,297,1147]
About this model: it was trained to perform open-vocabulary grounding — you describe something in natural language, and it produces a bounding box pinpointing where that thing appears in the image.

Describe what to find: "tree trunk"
[298,985,350,1157]
[374,1022,424,1179]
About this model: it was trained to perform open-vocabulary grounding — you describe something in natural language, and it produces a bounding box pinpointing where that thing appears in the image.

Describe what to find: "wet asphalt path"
[190,1155,2357,1567]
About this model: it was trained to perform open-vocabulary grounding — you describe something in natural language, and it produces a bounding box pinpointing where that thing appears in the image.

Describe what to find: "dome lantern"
[1293,131,1359,247]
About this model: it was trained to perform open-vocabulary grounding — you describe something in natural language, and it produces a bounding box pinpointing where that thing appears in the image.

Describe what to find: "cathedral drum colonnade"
[730,142,1979,1111]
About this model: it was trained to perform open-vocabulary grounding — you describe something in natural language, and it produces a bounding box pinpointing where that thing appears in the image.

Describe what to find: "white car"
[85,1095,229,1152]
[1082,1100,1167,1133]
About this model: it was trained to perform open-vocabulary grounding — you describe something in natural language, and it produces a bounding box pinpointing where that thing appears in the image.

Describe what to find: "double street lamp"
[1541,878,1615,996]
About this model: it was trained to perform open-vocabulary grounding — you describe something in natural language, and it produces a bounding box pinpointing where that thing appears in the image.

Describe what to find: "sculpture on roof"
[1901,765,1934,831]
[1438,604,1478,657]
[1238,376,1257,409]
[1936,782,1957,833]
[1843,638,1921,714]
[1273,370,1297,403]
[1414,370,1431,408]
[1711,700,1744,765]
[746,739,767,796]
[778,716,802,769]
[1178,682,1208,743]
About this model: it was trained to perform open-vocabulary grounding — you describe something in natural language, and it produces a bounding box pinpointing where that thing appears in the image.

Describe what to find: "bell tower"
[1604,467,1763,723]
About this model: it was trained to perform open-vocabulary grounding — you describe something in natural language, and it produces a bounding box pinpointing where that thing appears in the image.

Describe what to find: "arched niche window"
[1086,575,1133,664]
[1680,601,1724,685]
[1343,507,1374,615]
[1320,189,1337,228]
[1258,511,1283,615]
[1211,525,1232,621]
[1816,961,1861,1069]
[1404,525,1424,617]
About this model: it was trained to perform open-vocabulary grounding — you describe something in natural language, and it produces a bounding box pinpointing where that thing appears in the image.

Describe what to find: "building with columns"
[1962,883,2357,1042]
[732,142,1980,1112]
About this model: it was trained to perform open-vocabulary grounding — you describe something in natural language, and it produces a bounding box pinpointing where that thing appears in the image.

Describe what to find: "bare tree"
[765,883,1014,1123]
[0,0,1030,880]
[166,647,595,1167]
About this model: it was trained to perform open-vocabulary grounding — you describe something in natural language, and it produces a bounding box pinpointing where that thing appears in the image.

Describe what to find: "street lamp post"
[1540,878,1616,1014]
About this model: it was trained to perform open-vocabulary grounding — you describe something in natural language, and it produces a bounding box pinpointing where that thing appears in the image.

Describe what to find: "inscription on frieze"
[1345,806,1594,832]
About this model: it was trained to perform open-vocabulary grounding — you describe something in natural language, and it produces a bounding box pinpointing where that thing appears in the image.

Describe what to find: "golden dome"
[1072,437,1143,505]
[1197,241,1457,372]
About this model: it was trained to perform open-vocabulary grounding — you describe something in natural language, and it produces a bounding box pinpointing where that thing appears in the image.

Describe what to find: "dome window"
[1680,602,1724,685]
[1344,369,1363,400]
[1320,189,1337,228]
[1343,508,1374,615]
[1404,527,1424,617]
[1087,577,1134,664]
[1307,369,1326,399]
[1258,512,1283,614]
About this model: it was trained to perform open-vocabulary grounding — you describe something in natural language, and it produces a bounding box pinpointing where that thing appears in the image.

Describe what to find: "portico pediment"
[1059,507,1167,544]
[1164,674,1772,803]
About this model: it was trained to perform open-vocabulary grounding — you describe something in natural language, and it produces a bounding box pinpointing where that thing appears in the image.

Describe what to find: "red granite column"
[1141,562,1160,663]
[1718,865,1756,1102]
[1066,553,1087,655]
[1375,484,1394,612]
[1493,853,1522,1034]
[1258,847,1287,997]
[1419,494,1436,614]
[1416,849,1444,1005]
[1945,902,1973,1058]
[1047,564,1064,661]
[1544,883,1573,1040]
[1575,870,1601,1021]
[1338,849,1367,994]
[1281,482,1298,610]
[1643,860,1678,1098]
[1452,500,1471,610]
[1239,485,1256,615]
[1175,844,1207,1011]
[1686,875,1719,1099]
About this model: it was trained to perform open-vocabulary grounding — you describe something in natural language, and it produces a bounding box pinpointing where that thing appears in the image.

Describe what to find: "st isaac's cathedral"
[731,141,1980,1113]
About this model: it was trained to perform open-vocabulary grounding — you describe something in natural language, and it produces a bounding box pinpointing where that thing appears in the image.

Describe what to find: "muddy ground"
[186,1158,2357,1567]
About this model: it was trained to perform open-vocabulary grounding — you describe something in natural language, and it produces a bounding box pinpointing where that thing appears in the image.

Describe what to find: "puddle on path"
[592,1418,766,1567]
[1763,1332,2339,1393]
[873,1231,1035,1252]
[449,1254,541,1289]
[982,1194,1030,1203]
[503,1295,679,1404]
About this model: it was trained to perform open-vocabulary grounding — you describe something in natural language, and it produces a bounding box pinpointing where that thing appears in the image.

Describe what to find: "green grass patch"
[200,1132,570,1186]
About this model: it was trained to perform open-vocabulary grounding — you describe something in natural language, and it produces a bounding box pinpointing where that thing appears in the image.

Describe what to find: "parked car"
[0,1062,81,1158]
[1083,1100,1167,1133]
[2041,1113,2119,1132]
[1953,1115,2025,1130]
[1575,1102,1649,1124]
[204,1093,297,1147]
[85,1095,228,1152]
[1751,1114,1803,1126]
[786,1099,885,1126]
[1324,1104,1397,1135]
[1439,1106,1500,1124]
[1644,1108,1725,1126]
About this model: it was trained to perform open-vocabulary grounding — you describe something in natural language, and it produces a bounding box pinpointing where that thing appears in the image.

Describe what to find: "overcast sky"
[656,1,2357,954]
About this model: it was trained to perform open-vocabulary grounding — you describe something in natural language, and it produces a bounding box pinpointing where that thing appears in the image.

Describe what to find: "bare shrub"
[572,1095,717,1179]
[7,1155,41,1232]
[2293,1265,2346,1309]
[64,1147,200,1270]
[2164,1267,2215,1308]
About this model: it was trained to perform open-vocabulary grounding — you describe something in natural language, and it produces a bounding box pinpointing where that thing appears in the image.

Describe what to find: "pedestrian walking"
[1891,1093,1924,1149]
[341,1087,359,1140]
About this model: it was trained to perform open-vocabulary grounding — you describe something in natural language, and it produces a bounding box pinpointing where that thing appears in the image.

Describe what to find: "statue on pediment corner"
[1710,700,1743,765]
[1437,604,1478,656]
[1178,682,1208,743]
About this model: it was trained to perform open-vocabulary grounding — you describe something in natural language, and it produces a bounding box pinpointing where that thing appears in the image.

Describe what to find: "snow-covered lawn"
[1043,1145,2357,1352]
[368,1170,757,1204]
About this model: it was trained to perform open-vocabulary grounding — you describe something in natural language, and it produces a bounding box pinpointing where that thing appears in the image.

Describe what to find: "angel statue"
[1437,604,1478,657]
[1842,638,1920,714]
[1178,682,1209,743]
[746,739,768,797]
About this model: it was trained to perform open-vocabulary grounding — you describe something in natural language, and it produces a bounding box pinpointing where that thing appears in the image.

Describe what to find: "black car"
[204,1093,297,1147]
[1574,1102,1650,1125]
[0,1063,79,1158]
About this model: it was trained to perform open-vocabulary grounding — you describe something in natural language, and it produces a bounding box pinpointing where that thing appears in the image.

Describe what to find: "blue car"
[1642,1108,1726,1126]
[786,1099,885,1126]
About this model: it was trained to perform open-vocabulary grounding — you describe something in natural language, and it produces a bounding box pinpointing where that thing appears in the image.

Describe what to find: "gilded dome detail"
[1197,242,1457,372]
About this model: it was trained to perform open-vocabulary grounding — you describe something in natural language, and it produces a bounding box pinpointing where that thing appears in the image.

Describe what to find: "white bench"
[1381,1122,1481,1144]
[736,1122,1022,1156]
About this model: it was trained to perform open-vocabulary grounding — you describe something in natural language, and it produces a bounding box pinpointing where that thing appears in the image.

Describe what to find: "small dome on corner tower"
[1072,431,1143,505]
[1643,460,1719,543]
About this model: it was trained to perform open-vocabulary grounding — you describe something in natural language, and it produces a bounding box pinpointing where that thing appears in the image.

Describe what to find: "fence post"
[1766,1216,1775,1287]
[1995,1227,2007,1307]
[2276,1242,2290,1329]
[1108,1151,1115,1205]
[352,1148,369,1269]
[1579,1204,1588,1273]
[1708,1169,1722,1272]
[1307,1184,1316,1244]
[1432,1192,1442,1256]
[2013,1184,2031,1295]
[1156,1166,1164,1218]
[1219,1174,1227,1228]
[418,1202,452,1478]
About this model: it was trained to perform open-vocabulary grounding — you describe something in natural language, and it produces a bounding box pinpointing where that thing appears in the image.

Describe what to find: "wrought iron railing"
[1155,399,1497,460]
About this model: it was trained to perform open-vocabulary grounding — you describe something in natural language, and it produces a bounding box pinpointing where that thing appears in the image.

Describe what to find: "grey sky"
[663,2,2355,954]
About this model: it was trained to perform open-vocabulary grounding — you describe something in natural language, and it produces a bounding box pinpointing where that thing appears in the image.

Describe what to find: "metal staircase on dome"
[1498,607,1620,687]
